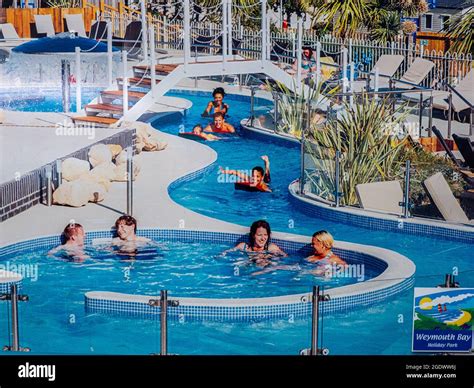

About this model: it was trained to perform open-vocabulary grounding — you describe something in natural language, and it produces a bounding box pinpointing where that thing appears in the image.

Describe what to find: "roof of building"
[435,0,474,9]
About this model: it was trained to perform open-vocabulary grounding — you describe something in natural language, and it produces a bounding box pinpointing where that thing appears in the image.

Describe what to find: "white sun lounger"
[34,14,56,37]
[355,180,404,216]
[403,69,473,113]
[0,23,20,41]
[350,54,405,93]
[64,14,87,38]
[391,57,435,89]
[424,172,472,224]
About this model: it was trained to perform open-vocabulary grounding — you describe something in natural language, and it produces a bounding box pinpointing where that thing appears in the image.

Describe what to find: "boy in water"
[48,223,88,262]
[202,87,229,117]
[203,112,235,133]
[112,215,151,255]
[219,155,271,192]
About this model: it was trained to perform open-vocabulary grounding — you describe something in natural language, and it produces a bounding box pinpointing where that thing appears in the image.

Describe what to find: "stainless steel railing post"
[126,146,133,216]
[334,150,341,207]
[160,290,168,355]
[403,160,411,218]
[11,284,19,352]
[61,60,71,114]
[310,285,320,356]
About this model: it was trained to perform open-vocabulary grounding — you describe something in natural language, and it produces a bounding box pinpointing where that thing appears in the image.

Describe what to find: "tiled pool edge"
[288,180,474,244]
[0,228,415,322]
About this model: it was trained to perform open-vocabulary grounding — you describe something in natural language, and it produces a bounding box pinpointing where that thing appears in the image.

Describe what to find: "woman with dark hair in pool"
[202,87,229,117]
[234,220,287,266]
[219,155,271,192]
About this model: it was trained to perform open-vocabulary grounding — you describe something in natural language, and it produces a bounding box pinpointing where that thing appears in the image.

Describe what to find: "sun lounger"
[453,134,474,169]
[350,54,404,92]
[33,14,56,37]
[423,172,472,224]
[355,180,404,215]
[64,14,87,38]
[89,20,108,40]
[0,23,26,50]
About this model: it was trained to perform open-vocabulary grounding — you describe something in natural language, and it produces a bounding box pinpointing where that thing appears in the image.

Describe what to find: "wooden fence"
[5,7,96,38]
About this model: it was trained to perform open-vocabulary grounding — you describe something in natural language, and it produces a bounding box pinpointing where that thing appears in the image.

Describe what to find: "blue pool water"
[0,87,100,112]
[0,89,471,355]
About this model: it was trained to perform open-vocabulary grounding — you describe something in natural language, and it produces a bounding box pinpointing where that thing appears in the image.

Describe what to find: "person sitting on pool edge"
[234,220,287,266]
[203,112,235,133]
[219,155,271,192]
[306,230,347,276]
[202,87,229,117]
[48,222,88,261]
[112,215,151,252]
[192,125,220,141]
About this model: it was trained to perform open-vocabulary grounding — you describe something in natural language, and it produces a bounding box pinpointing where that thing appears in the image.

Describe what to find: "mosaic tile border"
[0,229,414,322]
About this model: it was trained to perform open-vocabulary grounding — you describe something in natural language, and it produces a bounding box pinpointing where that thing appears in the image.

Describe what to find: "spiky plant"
[443,9,474,55]
[313,0,368,39]
[370,11,401,43]
[305,94,410,205]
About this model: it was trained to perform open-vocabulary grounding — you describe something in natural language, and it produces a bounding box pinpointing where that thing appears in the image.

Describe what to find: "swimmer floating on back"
[202,87,229,117]
[219,155,271,192]
[192,125,220,141]
[203,112,235,133]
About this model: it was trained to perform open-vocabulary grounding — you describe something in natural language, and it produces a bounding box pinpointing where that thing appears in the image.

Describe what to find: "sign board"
[419,39,429,46]
[412,287,473,352]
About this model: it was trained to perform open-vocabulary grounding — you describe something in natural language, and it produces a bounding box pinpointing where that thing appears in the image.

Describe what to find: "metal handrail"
[445,83,474,109]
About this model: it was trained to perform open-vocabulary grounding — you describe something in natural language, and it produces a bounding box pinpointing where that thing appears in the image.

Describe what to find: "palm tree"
[443,9,474,55]
[313,0,368,39]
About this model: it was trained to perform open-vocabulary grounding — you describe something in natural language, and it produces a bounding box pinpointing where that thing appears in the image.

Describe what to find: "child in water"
[192,125,220,141]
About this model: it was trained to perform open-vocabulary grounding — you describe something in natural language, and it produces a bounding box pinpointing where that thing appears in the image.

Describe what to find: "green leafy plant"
[443,9,474,55]
[305,94,409,205]
[370,11,401,43]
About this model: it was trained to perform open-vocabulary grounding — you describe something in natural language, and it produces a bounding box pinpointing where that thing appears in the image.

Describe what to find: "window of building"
[440,15,450,30]
[425,14,433,30]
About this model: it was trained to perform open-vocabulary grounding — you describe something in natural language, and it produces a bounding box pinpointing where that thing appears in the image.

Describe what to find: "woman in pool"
[306,230,347,275]
[234,220,287,267]
[202,87,229,117]
[219,155,271,192]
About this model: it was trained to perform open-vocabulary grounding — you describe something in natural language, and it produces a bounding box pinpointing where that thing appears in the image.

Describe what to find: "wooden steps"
[117,77,161,88]
[84,104,123,115]
[100,90,146,102]
[71,116,119,127]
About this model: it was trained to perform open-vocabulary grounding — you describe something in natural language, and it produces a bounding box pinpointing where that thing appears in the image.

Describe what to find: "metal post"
[75,47,82,113]
[45,166,53,207]
[56,159,62,187]
[334,150,341,207]
[315,42,321,86]
[310,285,319,356]
[250,87,255,125]
[122,50,128,116]
[222,0,228,66]
[428,95,433,136]
[160,290,168,355]
[10,285,19,352]
[296,19,302,90]
[149,24,157,99]
[349,62,354,108]
[227,0,233,57]
[139,0,148,59]
[444,274,452,288]
[447,92,452,139]
[107,21,113,87]
[261,0,267,61]
[61,60,71,113]
[471,108,474,136]
[403,160,411,218]
[418,92,424,132]
[183,0,191,72]
[273,93,278,132]
[126,146,133,216]
[348,38,352,63]
[374,67,379,100]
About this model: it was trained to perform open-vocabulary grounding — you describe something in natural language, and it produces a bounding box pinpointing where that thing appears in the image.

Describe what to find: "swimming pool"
[0,87,100,112]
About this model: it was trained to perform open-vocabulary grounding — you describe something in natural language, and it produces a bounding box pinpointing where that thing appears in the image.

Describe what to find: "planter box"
[419,137,458,152]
